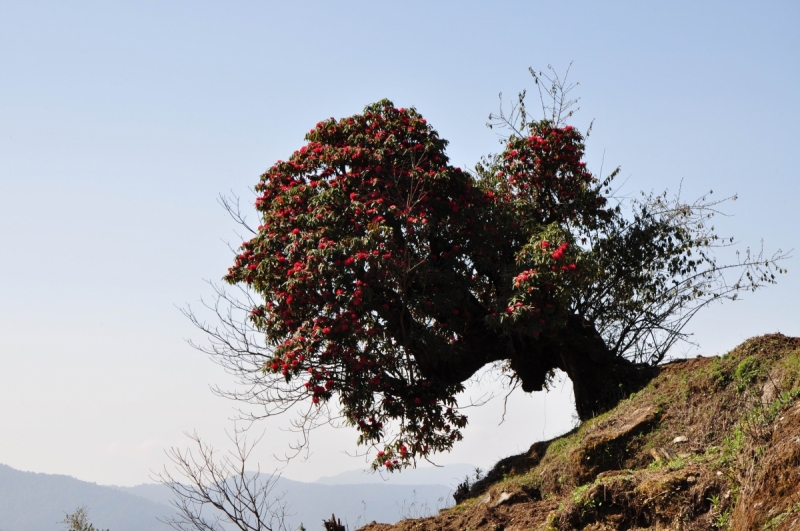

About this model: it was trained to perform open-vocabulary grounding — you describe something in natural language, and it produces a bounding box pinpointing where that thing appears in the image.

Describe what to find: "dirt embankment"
[359,334,800,531]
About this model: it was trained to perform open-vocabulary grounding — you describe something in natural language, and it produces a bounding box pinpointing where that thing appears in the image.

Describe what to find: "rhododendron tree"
[197,93,785,472]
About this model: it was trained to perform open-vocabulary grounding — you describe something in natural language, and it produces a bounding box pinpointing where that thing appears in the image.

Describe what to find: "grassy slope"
[360,334,800,531]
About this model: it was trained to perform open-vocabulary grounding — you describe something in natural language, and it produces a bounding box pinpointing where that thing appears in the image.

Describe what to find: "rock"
[761,380,779,403]
[491,492,513,507]
[672,436,688,443]
[649,447,672,462]
[572,406,659,481]
[761,368,782,403]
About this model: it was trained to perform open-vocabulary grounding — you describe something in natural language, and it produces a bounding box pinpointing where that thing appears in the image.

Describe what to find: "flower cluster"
[494,123,610,229]
[226,100,483,469]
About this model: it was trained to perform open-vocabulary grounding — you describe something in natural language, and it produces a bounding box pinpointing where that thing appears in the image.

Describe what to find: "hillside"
[360,334,800,531]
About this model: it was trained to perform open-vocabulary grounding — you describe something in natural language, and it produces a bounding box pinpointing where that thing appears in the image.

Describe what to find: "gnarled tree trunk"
[509,315,658,420]
[411,311,658,422]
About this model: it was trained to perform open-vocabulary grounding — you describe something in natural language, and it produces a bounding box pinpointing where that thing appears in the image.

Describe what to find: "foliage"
[194,71,787,471]
[60,507,107,531]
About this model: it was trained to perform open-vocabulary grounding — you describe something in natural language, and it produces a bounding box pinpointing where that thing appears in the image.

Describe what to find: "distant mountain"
[0,464,172,531]
[0,463,460,531]
[314,463,478,487]
[118,477,454,530]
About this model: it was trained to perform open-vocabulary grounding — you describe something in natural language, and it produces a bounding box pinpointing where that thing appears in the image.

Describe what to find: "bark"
[510,315,658,420]
[393,300,658,421]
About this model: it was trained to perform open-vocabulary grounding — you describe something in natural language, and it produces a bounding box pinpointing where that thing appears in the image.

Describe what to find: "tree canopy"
[203,95,785,472]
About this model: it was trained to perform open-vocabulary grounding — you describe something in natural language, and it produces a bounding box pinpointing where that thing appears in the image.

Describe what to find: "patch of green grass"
[542,511,560,531]
[676,372,693,400]
[445,497,479,513]
[569,483,598,520]
[710,357,734,389]
[571,484,591,505]
[713,509,731,529]
[706,492,732,529]
[668,455,687,471]
[546,437,571,455]
[646,454,687,471]
[765,388,800,423]
[717,426,744,468]
[734,355,762,392]
[774,350,800,390]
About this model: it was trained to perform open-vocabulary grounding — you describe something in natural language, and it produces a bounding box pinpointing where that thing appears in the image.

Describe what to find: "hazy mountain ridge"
[0,464,171,531]
[0,463,465,530]
[314,463,478,486]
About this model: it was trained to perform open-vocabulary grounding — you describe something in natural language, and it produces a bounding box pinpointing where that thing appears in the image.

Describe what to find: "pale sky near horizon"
[1,1,798,487]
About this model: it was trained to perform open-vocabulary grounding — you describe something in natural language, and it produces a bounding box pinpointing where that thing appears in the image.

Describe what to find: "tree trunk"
[410,308,658,422]
[511,315,658,421]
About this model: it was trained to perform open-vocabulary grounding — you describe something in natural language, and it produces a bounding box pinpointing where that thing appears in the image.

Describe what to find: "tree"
[60,507,108,531]
[193,71,786,472]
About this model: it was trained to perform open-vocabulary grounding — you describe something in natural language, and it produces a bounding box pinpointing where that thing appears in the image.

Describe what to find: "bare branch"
[155,431,289,531]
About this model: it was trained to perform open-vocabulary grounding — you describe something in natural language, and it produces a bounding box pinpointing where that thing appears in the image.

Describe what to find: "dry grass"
[359,334,800,531]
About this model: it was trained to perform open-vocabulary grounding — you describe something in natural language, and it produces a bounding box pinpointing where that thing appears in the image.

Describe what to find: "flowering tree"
[200,97,785,472]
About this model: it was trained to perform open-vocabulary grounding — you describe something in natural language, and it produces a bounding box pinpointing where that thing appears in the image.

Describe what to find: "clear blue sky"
[1,1,798,486]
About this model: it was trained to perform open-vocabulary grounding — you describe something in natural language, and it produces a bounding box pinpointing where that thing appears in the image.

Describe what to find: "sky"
[1,1,798,487]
